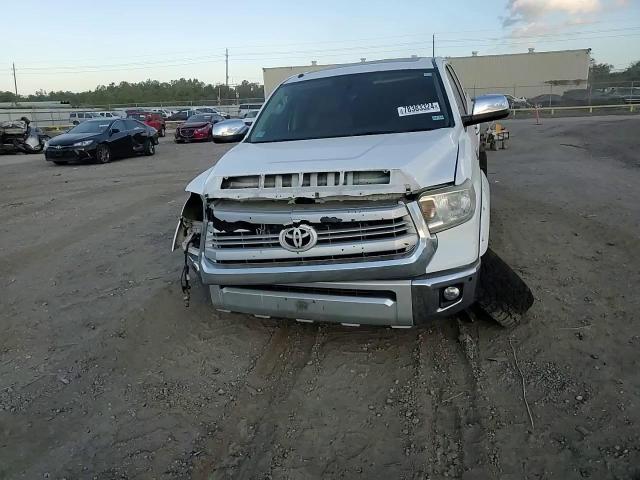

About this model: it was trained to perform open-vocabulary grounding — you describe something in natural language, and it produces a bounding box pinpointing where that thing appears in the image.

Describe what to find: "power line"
[12,25,640,72]
[7,29,640,78]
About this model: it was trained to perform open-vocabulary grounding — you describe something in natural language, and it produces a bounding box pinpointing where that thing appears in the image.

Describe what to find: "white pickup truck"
[172,57,510,327]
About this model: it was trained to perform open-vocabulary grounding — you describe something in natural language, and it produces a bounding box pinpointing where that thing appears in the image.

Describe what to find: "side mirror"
[462,94,510,127]
[111,128,120,135]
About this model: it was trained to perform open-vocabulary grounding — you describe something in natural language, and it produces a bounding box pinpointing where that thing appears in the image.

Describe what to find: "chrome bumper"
[207,261,479,327]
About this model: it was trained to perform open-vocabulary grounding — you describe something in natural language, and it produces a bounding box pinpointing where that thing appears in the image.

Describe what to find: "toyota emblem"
[279,224,318,252]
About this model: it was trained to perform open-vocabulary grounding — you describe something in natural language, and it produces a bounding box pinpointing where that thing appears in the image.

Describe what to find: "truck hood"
[187,129,459,199]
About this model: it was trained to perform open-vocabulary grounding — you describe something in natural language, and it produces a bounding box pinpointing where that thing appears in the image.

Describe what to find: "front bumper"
[45,145,96,162]
[175,132,208,142]
[205,261,479,327]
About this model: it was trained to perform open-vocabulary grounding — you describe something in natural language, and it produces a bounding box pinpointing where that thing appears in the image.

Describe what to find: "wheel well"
[182,192,204,222]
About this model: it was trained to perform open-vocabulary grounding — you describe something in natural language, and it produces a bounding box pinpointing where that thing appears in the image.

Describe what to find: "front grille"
[46,148,81,159]
[179,128,195,137]
[205,203,419,266]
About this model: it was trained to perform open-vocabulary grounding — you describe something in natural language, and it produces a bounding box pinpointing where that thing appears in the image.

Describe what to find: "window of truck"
[248,69,452,143]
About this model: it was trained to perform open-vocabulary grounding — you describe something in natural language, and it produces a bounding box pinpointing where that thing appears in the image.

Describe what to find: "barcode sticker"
[397,102,440,117]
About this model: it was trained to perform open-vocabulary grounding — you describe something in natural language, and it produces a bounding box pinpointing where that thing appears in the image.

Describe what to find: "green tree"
[4,78,265,106]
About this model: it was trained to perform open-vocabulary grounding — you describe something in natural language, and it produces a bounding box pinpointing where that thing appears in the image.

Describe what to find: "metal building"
[262,49,591,99]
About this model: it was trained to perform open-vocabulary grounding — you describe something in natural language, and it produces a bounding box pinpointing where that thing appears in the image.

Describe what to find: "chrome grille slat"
[211,233,279,241]
[317,227,409,242]
[316,220,408,236]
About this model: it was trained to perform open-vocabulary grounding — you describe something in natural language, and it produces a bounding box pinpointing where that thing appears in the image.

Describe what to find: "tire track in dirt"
[191,323,319,480]
[410,317,498,479]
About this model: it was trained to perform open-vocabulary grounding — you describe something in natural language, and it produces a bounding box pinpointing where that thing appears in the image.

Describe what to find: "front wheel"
[96,144,111,163]
[475,249,534,328]
[159,127,166,137]
[144,139,155,156]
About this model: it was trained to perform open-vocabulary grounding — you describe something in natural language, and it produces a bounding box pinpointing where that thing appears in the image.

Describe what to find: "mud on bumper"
[205,261,479,327]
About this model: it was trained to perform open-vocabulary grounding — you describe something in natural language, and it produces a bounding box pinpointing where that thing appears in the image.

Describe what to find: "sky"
[1,0,639,94]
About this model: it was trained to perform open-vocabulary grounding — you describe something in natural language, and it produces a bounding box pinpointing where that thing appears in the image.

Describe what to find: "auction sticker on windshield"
[397,102,440,117]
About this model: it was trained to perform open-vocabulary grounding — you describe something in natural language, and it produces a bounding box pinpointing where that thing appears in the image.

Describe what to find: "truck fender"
[479,171,490,256]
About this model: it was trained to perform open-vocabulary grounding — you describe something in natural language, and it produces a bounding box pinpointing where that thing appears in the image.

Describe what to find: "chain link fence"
[469,80,639,108]
[0,97,266,127]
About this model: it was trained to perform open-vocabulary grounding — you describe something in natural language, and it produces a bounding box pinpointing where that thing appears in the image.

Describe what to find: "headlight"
[418,179,476,233]
[72,140,94,147]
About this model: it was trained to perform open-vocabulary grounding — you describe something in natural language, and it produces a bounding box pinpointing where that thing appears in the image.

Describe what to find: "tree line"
[590,59,640,84]
[0,78,265,106]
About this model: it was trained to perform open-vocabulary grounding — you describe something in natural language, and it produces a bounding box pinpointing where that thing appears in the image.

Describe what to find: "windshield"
[187,114,213,123]
[248,69,451,143]
[68,121,111,134]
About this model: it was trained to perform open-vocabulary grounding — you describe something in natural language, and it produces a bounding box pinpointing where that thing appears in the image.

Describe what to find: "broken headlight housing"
[418,179,476,233]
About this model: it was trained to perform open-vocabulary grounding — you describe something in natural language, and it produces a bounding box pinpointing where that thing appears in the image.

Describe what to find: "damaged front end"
[172,193,204,306]
[171,174,532,327]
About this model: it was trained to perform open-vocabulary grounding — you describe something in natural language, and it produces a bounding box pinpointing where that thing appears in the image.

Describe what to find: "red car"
[126,111,166,137]
[174,113,225,143]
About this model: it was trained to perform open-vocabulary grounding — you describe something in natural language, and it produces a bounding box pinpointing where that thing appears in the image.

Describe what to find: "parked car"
[174,113,225,143]
[150,108,175,118]
[95,111,122,119]
[69,111,100,125]
[504,94,531,109]
[127,111,167,137]
[0,117,49,154]
[562,89,625,106]
[529,94,564,107]
[211,119,250,143]
[44,118,158,165]
[608,86,640,104]
[172,57,513,327]
[169,109,199,121]
[241,110,258,126]
[195,107,230,119]
[238,103,263,118]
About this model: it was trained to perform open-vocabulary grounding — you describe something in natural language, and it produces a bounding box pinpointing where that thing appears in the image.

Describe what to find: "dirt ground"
[1,115,639,480]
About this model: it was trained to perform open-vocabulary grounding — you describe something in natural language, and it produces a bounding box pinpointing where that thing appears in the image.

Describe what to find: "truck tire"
[475,248,534,327]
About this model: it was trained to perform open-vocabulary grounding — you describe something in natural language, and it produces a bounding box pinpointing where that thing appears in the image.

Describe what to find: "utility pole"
[225,48,229,87]
[12,62,18,99]
[432,34,435,58]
